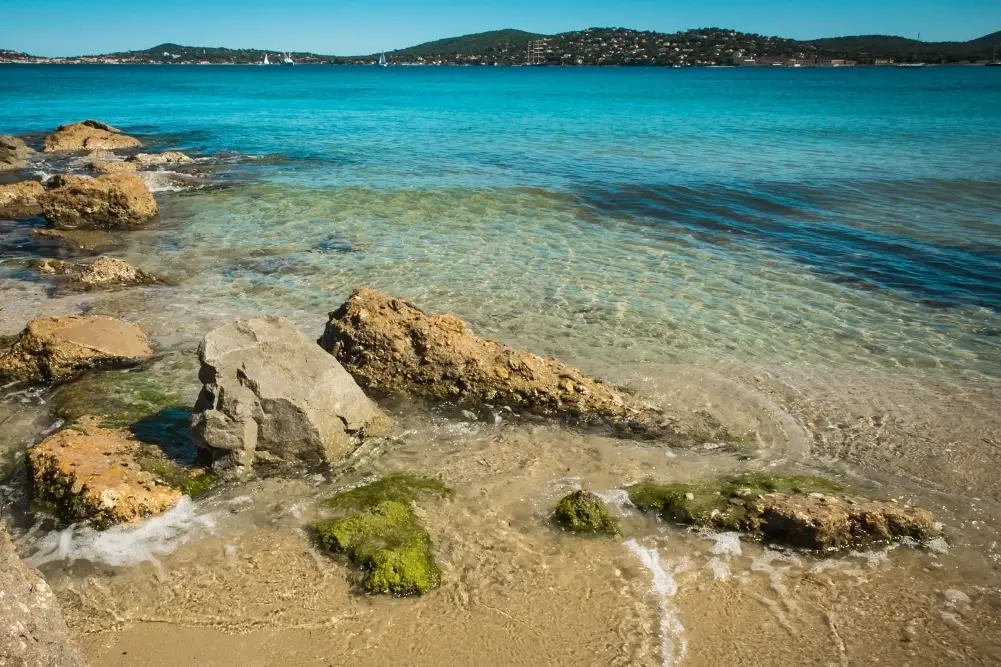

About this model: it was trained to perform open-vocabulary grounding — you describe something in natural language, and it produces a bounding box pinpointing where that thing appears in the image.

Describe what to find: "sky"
[3,0,998,57]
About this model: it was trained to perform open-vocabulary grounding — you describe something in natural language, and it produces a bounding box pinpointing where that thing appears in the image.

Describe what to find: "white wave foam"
[596,489,634,514]
[138,170,190,192]
[697,529,742,580]
[625,539,687,667]
[26,497,219,573]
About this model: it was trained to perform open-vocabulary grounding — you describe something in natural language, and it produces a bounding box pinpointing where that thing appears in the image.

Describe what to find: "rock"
[753,494,937,551]
[192,316,389,477]
[0,315,153,384]
[40,173,158,229]
[27,417,182,528]
[319,288,660,434]
[0,134,33,171]
[0,530,88,667]
[43,120,142,152]
[0,180,44,218]
[627,473,938,551]
[31,256,163,290]
[127,151,193,166]
[314,474,451,596]
[86,158,138,174]
[29,228,124,255]
[552,490,619,535]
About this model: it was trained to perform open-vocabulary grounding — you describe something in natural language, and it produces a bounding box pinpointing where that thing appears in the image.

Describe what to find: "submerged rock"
[0,530,88,667]
[87,157,139,174]
[31,256,164,290]
[319,288,664,435]
[0,134,33,171]
[192,316,389,477]
[314,473,451,596]
[40,173,158,229]
[552,490,619,536]
[27,417,182,529]
[43,120,142,153]
[29,228,124,255]
[0,180,44,218]
[0,315,153,384]
[128,151,193,166]
[628,473,938,551]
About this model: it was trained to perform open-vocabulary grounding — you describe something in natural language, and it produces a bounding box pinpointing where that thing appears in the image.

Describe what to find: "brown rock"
[0,180,44,218]
[87,158,139,174]
[29,228,124,255]
[127,151,193,166]
[752,493,938,551]
[0,530,88,667]
[29,256,163,290]
[40,173,158,229]
[27,417,181,528]
[0,315,153,384]
[0,134,33,171]
[43,120,142,152]
[319,288,659,433]
[30,258,74,275]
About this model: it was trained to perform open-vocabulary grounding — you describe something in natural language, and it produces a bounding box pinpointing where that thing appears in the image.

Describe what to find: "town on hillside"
[2,28,998,66]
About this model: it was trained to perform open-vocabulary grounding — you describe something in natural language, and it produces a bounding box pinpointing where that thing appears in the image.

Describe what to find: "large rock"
[0,316,153,384]
[319,288,658,433]
[0,180,44,218]
[31,256,164,290]
[192,316,388,477]
[27,417,181,528]
[0,530,88,667]
[127,151,193,166]
[40,173,158,229]
[0,134,33,171]
[43,120,141,153]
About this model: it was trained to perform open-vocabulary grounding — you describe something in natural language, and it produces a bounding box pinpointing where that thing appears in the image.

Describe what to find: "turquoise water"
[2,65,1001,381]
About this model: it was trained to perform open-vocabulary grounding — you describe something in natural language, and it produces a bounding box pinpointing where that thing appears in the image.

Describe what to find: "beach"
[1,65,1001,666]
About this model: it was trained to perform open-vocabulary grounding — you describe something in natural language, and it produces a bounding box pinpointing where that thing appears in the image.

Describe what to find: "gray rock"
[0,530,88,667]
[192,316,388,477]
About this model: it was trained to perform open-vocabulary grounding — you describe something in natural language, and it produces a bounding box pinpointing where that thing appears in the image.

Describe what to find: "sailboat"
[378,52,388,67]
[281,52,294,66]
[262,53,270,65]
[987,46,1001,67]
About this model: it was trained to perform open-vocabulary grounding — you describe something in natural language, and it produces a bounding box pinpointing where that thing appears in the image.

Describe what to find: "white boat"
[281,52,294,66]
[378,52,387,67]
[262,53,270,65]
[896,63,926,68]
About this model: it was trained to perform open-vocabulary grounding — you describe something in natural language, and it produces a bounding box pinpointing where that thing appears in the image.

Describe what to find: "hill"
[969,31,1001,45]
[388,29,541,57]
[809,34,996,62]
[101,43,340,64]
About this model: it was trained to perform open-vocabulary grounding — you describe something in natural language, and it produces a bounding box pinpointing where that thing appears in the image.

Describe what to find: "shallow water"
[2,65,1001,665]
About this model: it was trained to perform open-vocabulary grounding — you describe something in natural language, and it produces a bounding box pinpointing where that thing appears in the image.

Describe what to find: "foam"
[138,170,191,193]
[625,539,687,667]
[26,497,219,572]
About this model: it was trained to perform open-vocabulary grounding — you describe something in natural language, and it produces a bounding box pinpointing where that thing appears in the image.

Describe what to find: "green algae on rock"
[314,473,451,596]
[627,473,937,551]
[52,370,184,429]
[552,490,619,536]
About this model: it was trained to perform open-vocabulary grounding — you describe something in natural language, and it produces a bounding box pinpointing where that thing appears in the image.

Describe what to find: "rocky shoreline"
[0,120,954,665]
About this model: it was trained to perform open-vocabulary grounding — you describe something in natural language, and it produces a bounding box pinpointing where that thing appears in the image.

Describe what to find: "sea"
[2,64,1001,666]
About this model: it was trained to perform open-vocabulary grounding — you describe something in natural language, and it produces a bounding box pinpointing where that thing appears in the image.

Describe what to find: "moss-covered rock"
[52,370,182,428]
[314,473,450,596]
[134,451,213,498]
[552,490,619,536]
[627,473,937,551]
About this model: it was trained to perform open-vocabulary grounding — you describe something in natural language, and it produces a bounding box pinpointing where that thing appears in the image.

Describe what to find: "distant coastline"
[3,26,999,68]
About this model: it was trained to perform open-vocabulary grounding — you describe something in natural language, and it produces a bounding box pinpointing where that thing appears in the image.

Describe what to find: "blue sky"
[4,0,998,57]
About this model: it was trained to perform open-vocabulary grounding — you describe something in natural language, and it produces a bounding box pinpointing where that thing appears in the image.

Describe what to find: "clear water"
[2,65,1001,380]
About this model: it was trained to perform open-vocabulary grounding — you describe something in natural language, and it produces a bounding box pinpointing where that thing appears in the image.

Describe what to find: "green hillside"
[388,29,542,56]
